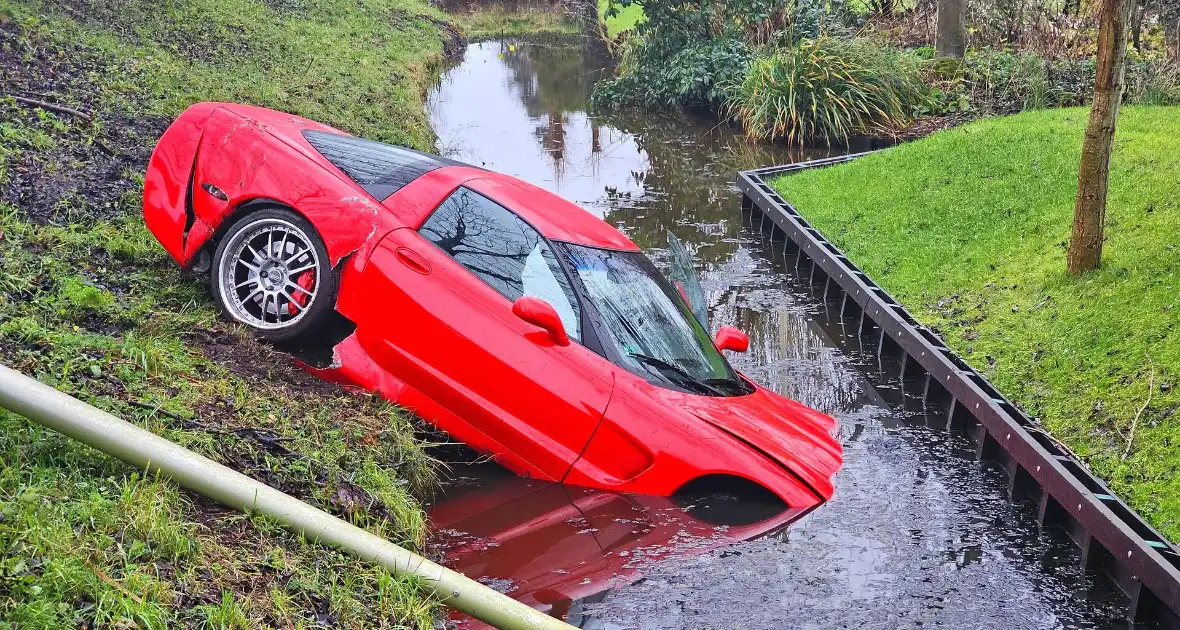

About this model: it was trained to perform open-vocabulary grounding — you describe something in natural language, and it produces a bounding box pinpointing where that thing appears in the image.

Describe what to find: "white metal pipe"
[0,363,574,630]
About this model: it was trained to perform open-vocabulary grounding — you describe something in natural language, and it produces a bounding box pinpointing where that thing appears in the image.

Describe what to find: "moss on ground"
[773,106,1180,541]
[0,0,462,626]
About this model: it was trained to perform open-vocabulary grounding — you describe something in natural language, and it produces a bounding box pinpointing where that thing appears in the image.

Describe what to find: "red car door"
[354,186,615,481]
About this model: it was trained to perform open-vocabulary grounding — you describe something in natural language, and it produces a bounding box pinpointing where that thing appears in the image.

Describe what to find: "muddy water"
[426,37,1130,629]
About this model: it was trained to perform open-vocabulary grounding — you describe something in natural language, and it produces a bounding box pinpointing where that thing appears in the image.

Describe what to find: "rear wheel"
[211,208,336,342]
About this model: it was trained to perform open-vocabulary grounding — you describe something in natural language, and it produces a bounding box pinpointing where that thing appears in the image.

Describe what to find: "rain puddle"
[426,36,1131,629]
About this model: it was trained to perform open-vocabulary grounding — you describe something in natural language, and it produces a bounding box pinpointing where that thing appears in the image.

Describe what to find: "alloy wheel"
[217,218,320,330]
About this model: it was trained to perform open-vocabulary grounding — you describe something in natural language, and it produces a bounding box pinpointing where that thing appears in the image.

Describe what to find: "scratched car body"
[143,102,843,507]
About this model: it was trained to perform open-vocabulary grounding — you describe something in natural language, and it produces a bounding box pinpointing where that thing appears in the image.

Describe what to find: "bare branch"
[1122,354,1154,461]
[5,95,93,121]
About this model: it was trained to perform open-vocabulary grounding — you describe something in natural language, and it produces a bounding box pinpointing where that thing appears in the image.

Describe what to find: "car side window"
[420,187,581,341]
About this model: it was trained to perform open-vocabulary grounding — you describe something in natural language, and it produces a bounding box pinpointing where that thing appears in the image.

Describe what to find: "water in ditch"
[425,36,1131,629]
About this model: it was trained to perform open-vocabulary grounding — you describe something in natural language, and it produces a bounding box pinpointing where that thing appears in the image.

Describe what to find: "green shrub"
[591,0,851,109]
[594,35,752,107]
[961,49,1090,113]
[958,50,1180,114]
[911,44,935,61]
[1125,60,1180,105]
[724,37,929,144]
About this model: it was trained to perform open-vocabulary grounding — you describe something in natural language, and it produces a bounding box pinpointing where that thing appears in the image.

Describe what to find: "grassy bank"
[454,3,581,40]
[597,0,643,38]
[0,0,457,626]
[773,106,1180,540]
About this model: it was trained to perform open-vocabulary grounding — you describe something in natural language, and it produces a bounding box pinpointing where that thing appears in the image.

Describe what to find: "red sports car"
[143,102,843,508]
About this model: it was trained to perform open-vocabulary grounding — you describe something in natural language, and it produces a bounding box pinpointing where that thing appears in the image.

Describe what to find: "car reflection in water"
[429,465,812,627]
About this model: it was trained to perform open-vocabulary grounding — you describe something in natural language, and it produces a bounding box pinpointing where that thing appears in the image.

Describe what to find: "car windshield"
[557,243,749,396]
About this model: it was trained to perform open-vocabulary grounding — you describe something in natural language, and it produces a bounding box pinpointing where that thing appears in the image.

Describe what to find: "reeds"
[725,37,929,145]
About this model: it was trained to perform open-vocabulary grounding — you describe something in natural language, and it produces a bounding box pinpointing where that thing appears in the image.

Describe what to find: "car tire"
[211,207,337,343]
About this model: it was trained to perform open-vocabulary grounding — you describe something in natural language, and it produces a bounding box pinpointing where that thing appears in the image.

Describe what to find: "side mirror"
[714,325,749,353]
[512,296,570,346]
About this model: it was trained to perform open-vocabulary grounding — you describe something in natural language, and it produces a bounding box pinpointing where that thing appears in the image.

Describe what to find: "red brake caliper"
[287,270,315,316]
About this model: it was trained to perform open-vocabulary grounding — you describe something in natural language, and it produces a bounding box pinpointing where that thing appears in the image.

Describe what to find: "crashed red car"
[143,102,843,508]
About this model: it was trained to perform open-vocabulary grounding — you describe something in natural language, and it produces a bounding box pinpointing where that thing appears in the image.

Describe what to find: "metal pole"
[0,364,574,630]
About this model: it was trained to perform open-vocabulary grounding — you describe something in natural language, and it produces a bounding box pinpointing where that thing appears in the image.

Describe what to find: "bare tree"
[935,0,966,57]
[1165,1,1180,64]
[1067,0,1133,275]
[1131,0,1149,50]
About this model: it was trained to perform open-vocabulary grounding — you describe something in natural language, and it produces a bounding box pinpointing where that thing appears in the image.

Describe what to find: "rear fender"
[158,106,397,269]
[143,102,221,263]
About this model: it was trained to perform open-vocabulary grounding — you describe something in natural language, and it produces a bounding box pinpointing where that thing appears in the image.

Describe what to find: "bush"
[953,50,1180,115]
[593,35,752,107]
[960,49,1090,113]
[1125,60,1180,105]
[724,37,929,144]
[592,0,852,109]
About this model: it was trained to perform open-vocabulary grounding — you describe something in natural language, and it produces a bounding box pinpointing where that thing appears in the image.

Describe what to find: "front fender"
[564,377,826,508]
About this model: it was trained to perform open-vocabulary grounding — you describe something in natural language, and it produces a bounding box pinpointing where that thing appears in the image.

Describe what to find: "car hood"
[653,382,843,500]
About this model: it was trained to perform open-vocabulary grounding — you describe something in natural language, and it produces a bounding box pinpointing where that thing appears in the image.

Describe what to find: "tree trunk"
[1166,2,1180,64]
[1131,0,1146,49]
[1067,0,1132,275]
[935,0,966,58]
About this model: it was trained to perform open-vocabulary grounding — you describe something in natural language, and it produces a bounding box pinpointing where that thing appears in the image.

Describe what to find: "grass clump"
[772,106,1180,540]
[0,0,455,625]
[727,37,929,145]
[453,3,582,40]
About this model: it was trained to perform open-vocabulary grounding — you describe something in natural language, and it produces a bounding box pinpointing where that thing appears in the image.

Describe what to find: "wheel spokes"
[223,221,320,330]
[281,289,305,313]
[241,286,264,305]
[285,280,315,299]
[247,244,266,263]
[278,229,291,260]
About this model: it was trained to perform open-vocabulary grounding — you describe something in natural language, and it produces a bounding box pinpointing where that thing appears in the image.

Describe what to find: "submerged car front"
[556,241,844,507]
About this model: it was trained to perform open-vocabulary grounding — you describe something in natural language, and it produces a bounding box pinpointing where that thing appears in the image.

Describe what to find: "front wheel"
[211,208,337,342]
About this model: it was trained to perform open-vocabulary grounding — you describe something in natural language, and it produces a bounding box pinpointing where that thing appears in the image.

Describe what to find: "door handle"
[395,247,431,274]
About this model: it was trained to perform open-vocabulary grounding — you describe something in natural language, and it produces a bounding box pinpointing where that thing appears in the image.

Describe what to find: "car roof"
[461,173,638,251]
[216,102,639,252]
[301,129,471,200]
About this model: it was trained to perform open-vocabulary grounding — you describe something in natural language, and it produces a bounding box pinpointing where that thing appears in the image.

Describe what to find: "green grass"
[597,0,644,38]
[773,106,1180,541]
[454,4,581,40]
[7,0,458,148]
[0,0,458,625]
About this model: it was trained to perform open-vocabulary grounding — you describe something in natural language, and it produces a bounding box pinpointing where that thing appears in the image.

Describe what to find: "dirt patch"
[431,17,468,62]
[50,0,252,62]
[892,111,976,141]
[259,0,312,14]
[175,498,313,620]
[199,332,344,399]
[0,20,167,225]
